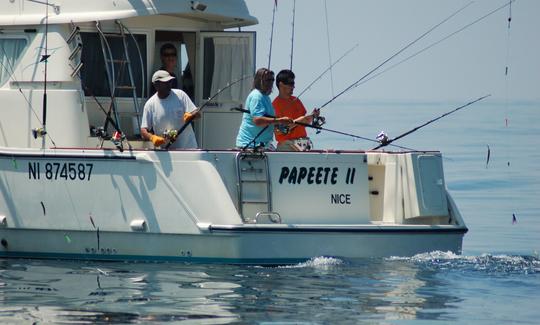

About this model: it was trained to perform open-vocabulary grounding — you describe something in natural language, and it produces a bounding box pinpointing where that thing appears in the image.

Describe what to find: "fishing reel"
[91,126,110,139]
[91,126,125,151]
[312,114,326,134]
[31,128,47,139]
[376,131,389,145]
[111,131,125,148]
[163,129,178,142]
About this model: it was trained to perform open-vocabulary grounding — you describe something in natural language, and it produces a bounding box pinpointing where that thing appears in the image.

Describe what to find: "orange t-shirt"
[272,96,307,143]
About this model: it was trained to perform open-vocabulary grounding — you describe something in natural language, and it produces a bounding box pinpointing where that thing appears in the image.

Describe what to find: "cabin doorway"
[154,31,196,101]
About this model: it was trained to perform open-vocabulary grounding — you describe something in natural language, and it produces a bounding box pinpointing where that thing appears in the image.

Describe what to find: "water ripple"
[388,251,540,275]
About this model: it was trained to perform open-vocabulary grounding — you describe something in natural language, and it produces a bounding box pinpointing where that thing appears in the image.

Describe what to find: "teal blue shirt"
[236,89,275,148]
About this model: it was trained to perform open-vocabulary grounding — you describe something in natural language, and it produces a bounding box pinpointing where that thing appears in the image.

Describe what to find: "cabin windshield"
[80,32,147,98]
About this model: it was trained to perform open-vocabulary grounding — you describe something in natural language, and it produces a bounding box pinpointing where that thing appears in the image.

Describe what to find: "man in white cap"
[141,70,200,149]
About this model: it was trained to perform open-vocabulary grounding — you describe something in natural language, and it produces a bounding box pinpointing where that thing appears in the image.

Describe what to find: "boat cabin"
[0,0,256,150]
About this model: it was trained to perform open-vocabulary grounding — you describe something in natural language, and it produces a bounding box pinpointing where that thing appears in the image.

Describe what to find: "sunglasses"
[283,81,295,86]
[162,52,177,57]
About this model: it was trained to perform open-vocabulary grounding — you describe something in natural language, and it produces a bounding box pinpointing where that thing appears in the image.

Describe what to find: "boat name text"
[28,162,94,181]
[278,166,356,185]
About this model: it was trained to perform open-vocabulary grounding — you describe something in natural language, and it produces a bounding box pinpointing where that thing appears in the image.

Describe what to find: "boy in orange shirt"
[273,70,320,151]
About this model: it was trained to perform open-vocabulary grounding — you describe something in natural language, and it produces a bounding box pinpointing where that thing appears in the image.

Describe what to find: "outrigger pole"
[372,94,491,150]
[37,0,53,149]
[165,74,252,149]
[289,0,296,70]
[316,2,473,110]
[268,0,278,69]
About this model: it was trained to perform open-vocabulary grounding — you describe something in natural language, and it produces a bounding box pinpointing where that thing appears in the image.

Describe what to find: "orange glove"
[150,134,165,146]
[183,111,194,123]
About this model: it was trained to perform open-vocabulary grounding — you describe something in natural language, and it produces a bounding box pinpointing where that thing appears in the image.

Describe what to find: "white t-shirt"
[141,89,198,149]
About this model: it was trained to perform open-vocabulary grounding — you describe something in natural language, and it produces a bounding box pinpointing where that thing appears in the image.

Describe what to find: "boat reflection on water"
[0,257,471,323]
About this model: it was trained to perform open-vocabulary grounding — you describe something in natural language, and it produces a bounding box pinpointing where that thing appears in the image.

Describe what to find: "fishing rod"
[82,83,128,152]
[317,2,473,110]
[272,43,359,129]
[372,94,491,150]
[239,39,359,150]
[233,107,415,151]
[352,1,516,90]
[242,122,271,151]
[225,45,358,151]
[290,0,296,70]
[34,0,53,149]
[268,0,278,69]
[165,74,252,149]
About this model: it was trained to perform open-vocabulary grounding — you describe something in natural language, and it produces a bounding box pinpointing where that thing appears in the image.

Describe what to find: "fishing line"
[323,0,335,96]
[317,1,474,110]
[504,1,515,224]
[268,0,278,69]
[504,1,512,136]
[295,43,358,101]
[290,0,296,70]
[353,1,516,89]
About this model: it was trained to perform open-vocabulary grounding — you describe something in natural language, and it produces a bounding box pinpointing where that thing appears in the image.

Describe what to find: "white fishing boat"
[0,0,467,264]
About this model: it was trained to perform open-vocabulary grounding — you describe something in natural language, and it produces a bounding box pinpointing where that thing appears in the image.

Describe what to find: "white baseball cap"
[152,70,175,83]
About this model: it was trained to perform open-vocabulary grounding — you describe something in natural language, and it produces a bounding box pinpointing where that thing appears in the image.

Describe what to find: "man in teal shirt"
[236,68,292,149]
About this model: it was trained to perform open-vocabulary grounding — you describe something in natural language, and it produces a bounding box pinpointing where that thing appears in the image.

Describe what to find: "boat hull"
[0,226,466,264]
[0,148,467,264]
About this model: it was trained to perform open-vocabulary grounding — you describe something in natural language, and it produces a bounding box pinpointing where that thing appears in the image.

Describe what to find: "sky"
[240,0,540,103]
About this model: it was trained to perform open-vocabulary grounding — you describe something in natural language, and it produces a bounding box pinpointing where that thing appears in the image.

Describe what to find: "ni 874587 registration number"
[28,162,94,181]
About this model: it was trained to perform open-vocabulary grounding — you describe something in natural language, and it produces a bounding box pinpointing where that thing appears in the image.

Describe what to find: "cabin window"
[202,33,254,104]
[80,32,147,98]
[0,38,28,86]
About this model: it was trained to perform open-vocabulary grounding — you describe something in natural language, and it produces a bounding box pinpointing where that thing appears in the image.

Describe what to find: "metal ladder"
[67,23,83,79]
[95,20,144,136]
[236,152,280,224]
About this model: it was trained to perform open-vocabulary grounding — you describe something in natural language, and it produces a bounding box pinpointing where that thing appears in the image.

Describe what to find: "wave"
[280,256,345,269]
[388,251,540,274]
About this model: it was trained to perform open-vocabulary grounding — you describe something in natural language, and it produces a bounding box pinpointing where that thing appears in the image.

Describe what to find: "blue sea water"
[1,101,539,324]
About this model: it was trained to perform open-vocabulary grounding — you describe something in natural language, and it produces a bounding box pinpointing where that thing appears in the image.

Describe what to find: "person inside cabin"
[159,43,179,89]
[141,70,200,149]
[273,69,320,151]
[236,68,293,149]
